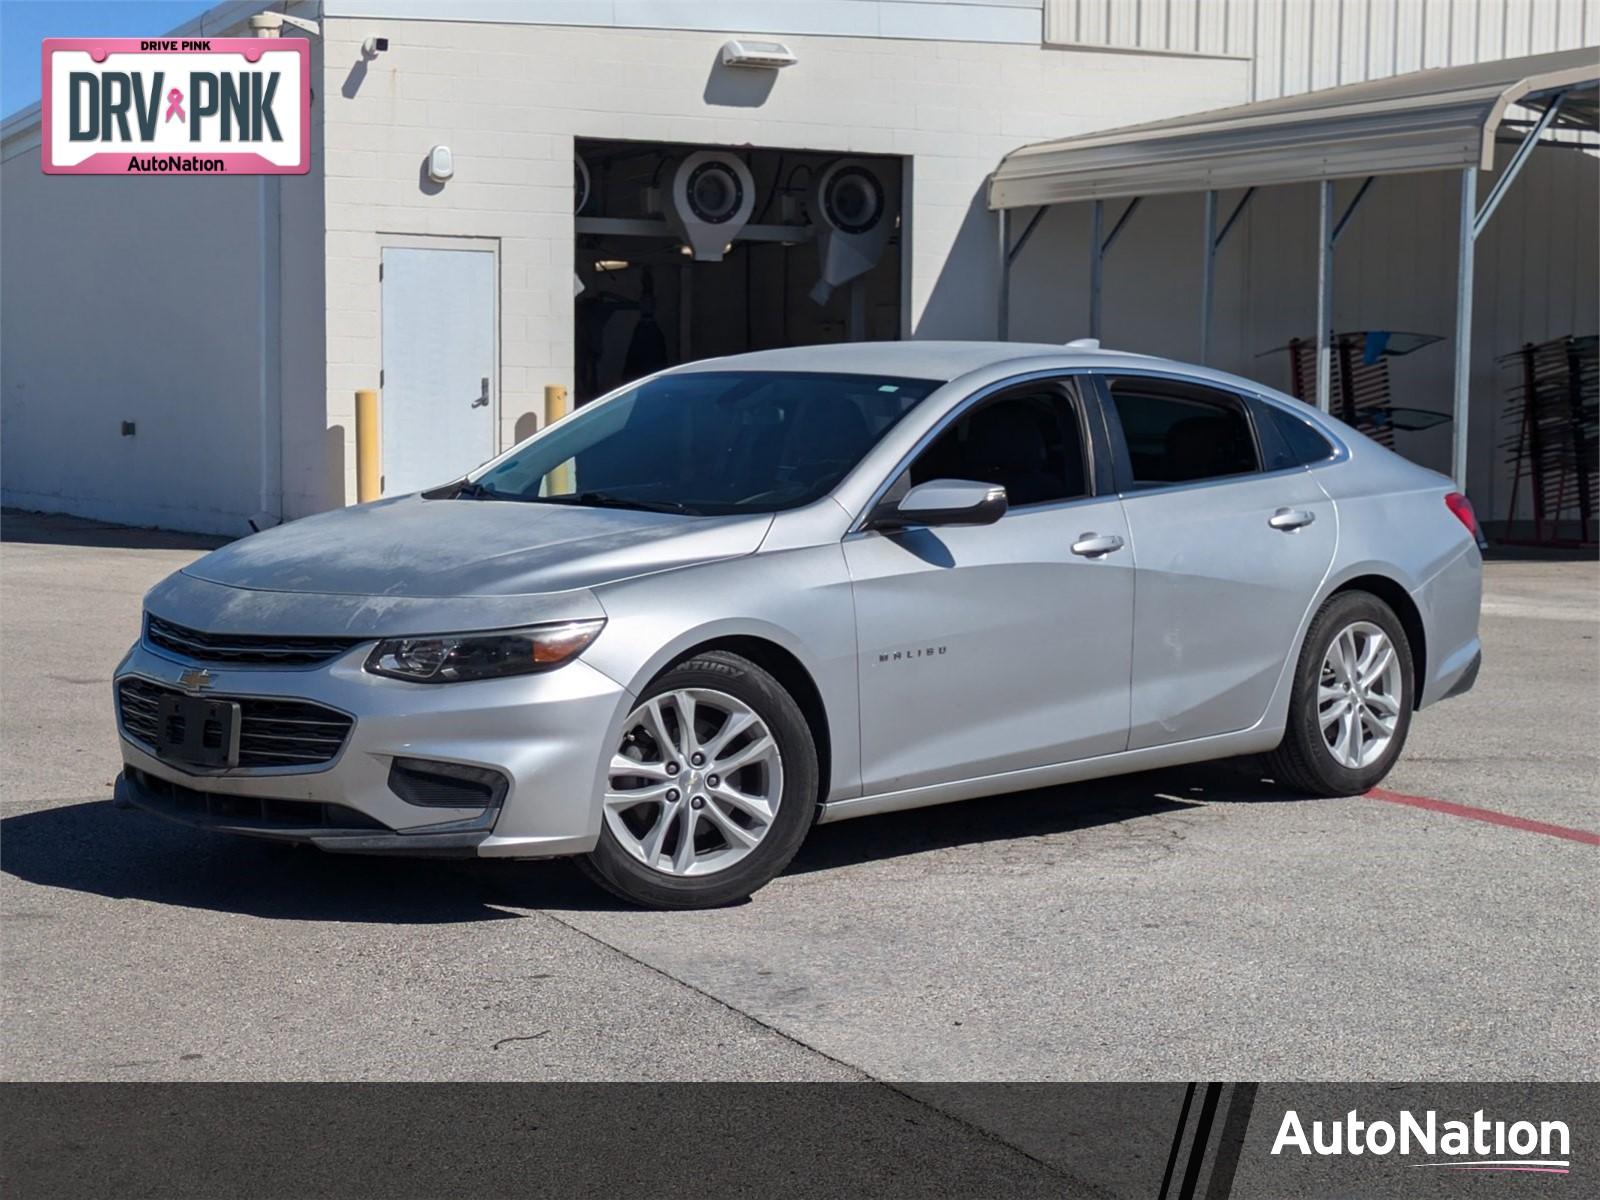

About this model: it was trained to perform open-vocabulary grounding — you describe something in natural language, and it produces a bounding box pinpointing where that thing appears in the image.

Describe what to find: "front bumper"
[114,767,496,856]
[113,639,629,857]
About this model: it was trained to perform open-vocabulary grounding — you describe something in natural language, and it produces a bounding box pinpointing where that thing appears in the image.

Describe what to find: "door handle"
[471,376,490,408]
[1071,532,1125,557]
[1269,507,1316,531]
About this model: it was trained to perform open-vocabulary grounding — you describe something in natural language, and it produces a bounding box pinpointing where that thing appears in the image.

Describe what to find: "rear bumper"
[1414,541,1484,709]
[1440,647,1482,702]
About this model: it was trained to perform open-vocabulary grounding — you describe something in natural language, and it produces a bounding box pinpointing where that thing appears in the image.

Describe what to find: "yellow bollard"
[543,385,573,495]
[542,384,568,428]
[355,388,381,503]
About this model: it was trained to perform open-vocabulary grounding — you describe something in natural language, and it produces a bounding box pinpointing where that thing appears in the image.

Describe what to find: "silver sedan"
[113,342,1483,908]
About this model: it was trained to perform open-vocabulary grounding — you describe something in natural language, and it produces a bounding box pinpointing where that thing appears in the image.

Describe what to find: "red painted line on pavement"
[1366,788,1600,847]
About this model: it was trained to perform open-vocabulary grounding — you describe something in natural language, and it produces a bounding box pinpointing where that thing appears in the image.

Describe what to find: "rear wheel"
[579,651,819,909]
[1266,591,1414,797]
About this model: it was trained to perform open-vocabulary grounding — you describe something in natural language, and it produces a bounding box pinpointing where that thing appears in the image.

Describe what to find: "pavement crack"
[531,908,1102,1194]
[534,906,869,1077]
[492,1030,550,1051]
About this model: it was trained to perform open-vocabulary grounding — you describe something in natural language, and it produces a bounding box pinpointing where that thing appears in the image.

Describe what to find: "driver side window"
[908,385,1088,508]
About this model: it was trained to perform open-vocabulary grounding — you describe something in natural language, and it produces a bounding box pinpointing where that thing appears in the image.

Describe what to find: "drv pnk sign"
[42,38,309,175]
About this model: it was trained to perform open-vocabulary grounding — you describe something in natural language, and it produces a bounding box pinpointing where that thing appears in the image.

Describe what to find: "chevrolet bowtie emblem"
[178,668,214,692]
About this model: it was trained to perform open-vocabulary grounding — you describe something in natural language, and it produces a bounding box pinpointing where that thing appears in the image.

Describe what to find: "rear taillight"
[1445,492,1485,546]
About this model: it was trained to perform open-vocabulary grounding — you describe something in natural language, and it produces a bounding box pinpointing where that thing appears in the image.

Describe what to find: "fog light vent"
[387,758,509,809]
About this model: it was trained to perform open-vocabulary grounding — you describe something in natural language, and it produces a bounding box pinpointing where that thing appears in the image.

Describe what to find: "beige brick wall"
[315,17,1248,507]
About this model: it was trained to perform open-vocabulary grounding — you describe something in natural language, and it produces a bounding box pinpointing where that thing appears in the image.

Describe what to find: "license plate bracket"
[155,694,240,768]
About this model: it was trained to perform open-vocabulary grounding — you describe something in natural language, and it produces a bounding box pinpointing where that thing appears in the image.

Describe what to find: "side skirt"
[816,725,1285,825]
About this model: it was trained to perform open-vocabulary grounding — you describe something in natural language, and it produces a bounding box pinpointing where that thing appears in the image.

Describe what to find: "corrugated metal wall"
[1027,2,1598,523]
[1045,1,1600,99]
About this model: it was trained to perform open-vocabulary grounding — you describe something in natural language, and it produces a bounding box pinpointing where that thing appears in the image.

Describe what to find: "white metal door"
[380,246,495,495]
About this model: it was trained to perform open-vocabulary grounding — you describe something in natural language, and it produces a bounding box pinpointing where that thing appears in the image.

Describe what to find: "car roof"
[661,340,1329,433]
[674,340,1169,382]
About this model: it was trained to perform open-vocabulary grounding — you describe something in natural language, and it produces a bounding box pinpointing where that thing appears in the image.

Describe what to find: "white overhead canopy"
[988,47,1600,211]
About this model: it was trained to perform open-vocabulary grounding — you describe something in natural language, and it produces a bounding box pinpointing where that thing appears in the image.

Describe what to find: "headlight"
[364,619,605,683]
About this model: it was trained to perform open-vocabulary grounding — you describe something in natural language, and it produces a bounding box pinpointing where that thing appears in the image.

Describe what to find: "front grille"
[146,614,361,667]
[117,678,166,749]
[118,677,355,769]
[124,767,387,831]
[234,696,356,767]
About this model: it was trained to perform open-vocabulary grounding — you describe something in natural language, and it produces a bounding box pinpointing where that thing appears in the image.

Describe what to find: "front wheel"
[1266,591,1415,797]
[579,651,819,909]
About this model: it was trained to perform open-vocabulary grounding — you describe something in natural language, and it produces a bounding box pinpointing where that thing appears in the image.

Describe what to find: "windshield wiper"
[455,479,504,500]
[551,491,701,515]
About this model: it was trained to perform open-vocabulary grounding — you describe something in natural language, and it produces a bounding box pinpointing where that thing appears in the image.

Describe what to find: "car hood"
[182,494,773,598]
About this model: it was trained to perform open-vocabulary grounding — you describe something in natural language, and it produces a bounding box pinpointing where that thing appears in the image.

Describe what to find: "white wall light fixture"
[427,145,454,183]
[720,39,797,69]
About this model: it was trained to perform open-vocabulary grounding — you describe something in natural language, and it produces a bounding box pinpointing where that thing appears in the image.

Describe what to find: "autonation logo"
[1272,1109,1571,1174]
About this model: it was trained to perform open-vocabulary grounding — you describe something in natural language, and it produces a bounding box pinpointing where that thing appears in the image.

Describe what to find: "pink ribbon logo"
[164,88,185,123]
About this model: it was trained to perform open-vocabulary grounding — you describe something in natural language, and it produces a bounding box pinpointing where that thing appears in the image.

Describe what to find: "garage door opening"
[574,138,905,404]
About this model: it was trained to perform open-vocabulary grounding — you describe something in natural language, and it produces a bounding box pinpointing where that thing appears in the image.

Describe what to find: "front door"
[1096,374,1338,749]
[845,379,1135,796]
[380,245,496,495]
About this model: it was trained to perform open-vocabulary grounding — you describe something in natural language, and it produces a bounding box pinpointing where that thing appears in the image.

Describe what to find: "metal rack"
[1270,332,1448,447]
[1499,336,1598,548]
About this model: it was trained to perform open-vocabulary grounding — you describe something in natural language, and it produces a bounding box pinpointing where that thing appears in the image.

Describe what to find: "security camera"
[809,159,897,304]
[250,11,322,37]
[361,35,389,57]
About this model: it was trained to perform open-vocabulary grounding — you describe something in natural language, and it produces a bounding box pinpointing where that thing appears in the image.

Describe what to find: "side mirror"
[867,479,1008,530]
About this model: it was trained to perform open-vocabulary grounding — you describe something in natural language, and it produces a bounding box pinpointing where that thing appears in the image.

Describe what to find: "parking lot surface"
[3,512,1595,1103]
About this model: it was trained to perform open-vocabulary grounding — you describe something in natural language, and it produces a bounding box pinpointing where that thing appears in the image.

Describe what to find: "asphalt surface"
[3,512,1595,1130]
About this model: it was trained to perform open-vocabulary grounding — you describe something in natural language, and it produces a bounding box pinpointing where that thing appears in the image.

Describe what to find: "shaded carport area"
[990,48,1599,526]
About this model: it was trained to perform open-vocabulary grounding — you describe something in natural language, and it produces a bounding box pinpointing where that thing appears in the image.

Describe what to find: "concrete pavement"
[3,512,1594,1105]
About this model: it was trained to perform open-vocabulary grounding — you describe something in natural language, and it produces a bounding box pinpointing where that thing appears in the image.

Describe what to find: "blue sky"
[2,0,214,119]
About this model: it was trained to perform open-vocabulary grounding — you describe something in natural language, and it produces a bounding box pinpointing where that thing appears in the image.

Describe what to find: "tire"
[1265,590,1415,797]
[579,651,820,909]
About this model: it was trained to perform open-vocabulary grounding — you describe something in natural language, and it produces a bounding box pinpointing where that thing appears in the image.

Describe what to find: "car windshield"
[464,370,941,516]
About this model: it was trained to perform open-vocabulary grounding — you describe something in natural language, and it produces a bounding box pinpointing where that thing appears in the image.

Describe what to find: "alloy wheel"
[1318,621,1404,770]
[605,687,784,877]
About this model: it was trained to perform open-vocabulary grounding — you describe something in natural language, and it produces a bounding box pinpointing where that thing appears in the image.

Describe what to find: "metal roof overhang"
[988,47,1600,210]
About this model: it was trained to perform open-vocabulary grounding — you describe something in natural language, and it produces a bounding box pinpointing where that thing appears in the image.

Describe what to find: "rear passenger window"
[1108,380,1259,486]
[1268,405,1337,466]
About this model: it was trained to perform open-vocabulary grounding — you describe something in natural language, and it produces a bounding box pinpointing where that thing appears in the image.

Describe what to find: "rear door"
[845,375,1134,795]
[1095,374,1336,750]
[380,244,497,495]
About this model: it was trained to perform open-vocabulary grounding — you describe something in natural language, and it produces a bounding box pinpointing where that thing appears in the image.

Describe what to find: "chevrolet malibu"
[114,342,1483,908]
